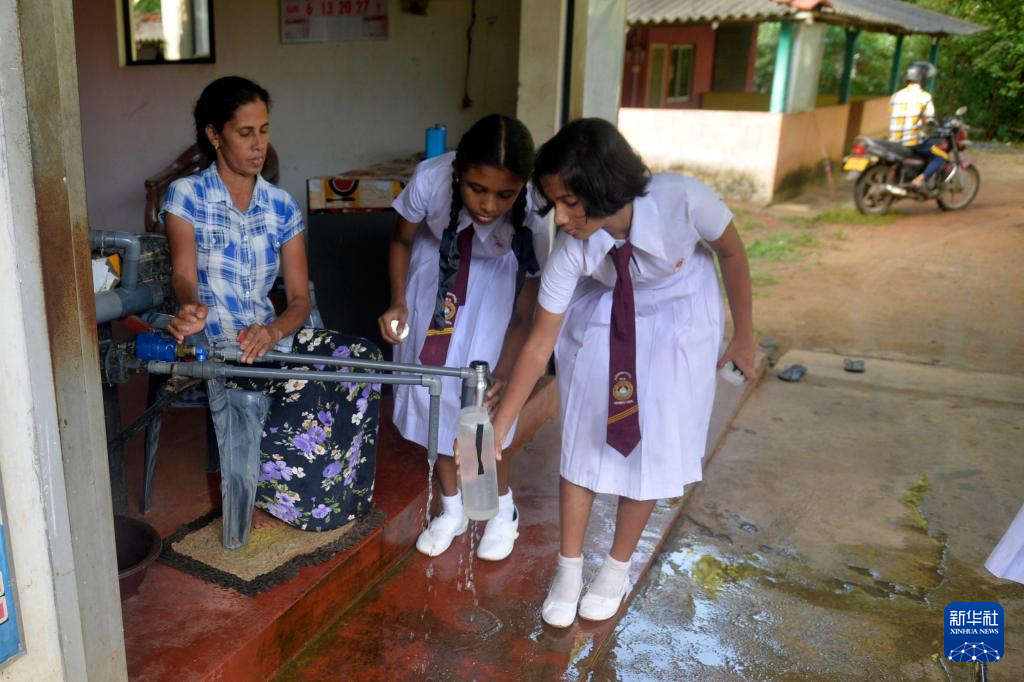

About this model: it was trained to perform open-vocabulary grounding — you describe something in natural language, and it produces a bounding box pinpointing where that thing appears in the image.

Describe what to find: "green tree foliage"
[817,28,896,97]
[134,0,162,14]
[753,1,1023,139]
[912,0,1024,140]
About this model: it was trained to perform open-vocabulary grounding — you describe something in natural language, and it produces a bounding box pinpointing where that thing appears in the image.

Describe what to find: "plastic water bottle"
[457,405,498,521]
[718,361,746,386]
[425,123,447,159]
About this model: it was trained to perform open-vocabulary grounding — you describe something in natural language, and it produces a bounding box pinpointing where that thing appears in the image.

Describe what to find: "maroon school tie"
[607,243,641,456]
[420,226,474,365]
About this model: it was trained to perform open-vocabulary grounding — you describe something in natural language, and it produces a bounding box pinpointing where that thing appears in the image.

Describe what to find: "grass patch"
[750,269,777,286]
[746,231,819,261]
[783,206,899,228]
[732,208,766,232]
[825,229,847,240]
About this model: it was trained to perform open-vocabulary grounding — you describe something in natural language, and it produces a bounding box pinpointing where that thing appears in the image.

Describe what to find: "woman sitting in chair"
[162,75,379,532]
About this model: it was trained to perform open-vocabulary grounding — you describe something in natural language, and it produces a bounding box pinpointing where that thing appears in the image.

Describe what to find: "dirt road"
[742,149,1024,374]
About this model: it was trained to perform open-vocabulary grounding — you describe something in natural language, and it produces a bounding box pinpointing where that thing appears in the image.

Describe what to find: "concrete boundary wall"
[621,97,890,203]
[619,107,782,203]
[774,103,850,193]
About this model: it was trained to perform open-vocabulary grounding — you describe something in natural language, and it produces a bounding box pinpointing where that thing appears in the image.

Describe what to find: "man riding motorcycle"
[889,61,945,190]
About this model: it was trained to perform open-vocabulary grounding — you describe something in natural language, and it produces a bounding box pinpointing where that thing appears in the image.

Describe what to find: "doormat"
[160,507,386,596]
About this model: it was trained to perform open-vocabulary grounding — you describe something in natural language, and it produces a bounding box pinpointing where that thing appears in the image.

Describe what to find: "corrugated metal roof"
[824,0,984,37]
[628,0,787,24]
[627,0,985,36]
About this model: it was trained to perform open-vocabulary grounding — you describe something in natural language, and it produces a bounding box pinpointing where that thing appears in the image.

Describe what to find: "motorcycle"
[843,106,980,215]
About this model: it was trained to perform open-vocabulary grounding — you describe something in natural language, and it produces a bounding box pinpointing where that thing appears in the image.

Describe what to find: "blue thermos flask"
[425,123,447,159]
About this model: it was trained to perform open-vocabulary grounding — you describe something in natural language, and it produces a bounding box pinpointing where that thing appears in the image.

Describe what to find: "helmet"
[905,61,937,85]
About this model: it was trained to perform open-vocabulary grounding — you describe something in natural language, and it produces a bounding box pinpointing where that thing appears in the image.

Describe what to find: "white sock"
[497,489,515,521]
[547,553,584,604]
[440,491,463,518]
[588,553,631,598]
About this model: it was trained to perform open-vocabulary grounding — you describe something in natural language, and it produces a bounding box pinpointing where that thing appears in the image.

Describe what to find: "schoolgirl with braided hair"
[379,114,550,560]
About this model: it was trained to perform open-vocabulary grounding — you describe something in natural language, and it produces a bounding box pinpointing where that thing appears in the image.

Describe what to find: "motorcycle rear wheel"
[937,165,980,211]
[854,165,894,215]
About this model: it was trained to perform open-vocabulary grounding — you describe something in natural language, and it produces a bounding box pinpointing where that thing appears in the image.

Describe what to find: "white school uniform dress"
[538,174,732,500]
[986,505,1024,584]
[391,151,551,456]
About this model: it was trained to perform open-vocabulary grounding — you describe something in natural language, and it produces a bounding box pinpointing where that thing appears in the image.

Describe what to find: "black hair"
[429,115,539,330]
[532,117,650,219]
[193,76,271,160]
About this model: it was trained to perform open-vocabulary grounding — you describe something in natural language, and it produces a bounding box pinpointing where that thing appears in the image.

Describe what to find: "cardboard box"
[308,156,420,213]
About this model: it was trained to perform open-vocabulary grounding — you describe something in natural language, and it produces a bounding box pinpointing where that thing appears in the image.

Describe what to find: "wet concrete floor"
[583,350,1024,681]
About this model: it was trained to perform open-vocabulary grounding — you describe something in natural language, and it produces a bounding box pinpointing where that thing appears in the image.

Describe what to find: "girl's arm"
[378,217,419,343]
[238,235,311,363]
[708,221,756,379]
[491,305,565,459]
[484,277,540,408]
[165,213,208,343]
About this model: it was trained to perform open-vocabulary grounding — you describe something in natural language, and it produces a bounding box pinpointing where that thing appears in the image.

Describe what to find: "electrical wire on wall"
[462,0,476,109]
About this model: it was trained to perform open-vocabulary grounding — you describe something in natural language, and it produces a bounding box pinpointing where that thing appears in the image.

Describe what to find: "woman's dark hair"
[428,115,539,330]
[193,76,271,159]
[533,117,649,218]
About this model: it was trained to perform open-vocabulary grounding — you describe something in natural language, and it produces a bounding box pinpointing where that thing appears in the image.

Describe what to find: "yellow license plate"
[843,157,869,172]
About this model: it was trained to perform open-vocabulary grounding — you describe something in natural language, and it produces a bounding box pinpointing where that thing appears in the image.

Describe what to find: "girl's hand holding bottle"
[483,374,507,411]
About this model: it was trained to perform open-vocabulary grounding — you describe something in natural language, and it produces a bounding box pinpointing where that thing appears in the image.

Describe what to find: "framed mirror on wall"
[122,0,215,65]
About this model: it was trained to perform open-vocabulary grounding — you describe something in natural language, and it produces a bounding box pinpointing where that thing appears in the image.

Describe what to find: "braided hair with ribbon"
[427,115,539,332]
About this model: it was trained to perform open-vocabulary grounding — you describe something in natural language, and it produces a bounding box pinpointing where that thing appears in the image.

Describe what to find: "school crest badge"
[612,371,635,403]
[443,292,459,322]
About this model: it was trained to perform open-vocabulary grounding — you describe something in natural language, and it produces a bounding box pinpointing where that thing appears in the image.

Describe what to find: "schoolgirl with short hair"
[491,117,755,627]
[379,114,551,561]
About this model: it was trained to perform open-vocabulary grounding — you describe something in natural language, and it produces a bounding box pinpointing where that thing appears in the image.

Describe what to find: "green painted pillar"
[928,37,940,91]
[838,28,860,104]
[889,34,905,93]
[770,22,795,113]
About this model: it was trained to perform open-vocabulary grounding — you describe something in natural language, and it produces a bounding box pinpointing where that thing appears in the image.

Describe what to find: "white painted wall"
[569,0,626,123]
[0,4,83,680]
[74,0,522,233]
[516,0,567,146]
[619,107,783,203]
[786,23,826,114]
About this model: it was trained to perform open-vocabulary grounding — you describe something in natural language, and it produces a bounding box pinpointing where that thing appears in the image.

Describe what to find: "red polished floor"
[117,357,755,680]
[117,374,559,681]
[273,365,760,680]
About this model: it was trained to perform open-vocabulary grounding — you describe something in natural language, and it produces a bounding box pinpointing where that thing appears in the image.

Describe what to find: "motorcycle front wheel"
[854,164,895,215]
[937,165,981,211]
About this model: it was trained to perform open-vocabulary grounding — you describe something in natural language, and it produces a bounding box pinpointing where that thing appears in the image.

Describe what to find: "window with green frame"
[667,44,695,103]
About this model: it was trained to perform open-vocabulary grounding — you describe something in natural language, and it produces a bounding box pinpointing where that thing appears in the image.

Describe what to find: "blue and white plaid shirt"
[161,162,304,347]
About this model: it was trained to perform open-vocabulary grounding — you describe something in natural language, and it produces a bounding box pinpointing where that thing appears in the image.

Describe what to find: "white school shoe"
[415,510,469,557]
[542,554,584,628]
[476,507,520,561]
[578,563,630,621]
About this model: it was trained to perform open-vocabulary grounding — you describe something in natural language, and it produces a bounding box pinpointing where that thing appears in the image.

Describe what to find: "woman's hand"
[167,303,208,343]
[378,304,409,344]
[717,335,757,382]
[238,323,283,364]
